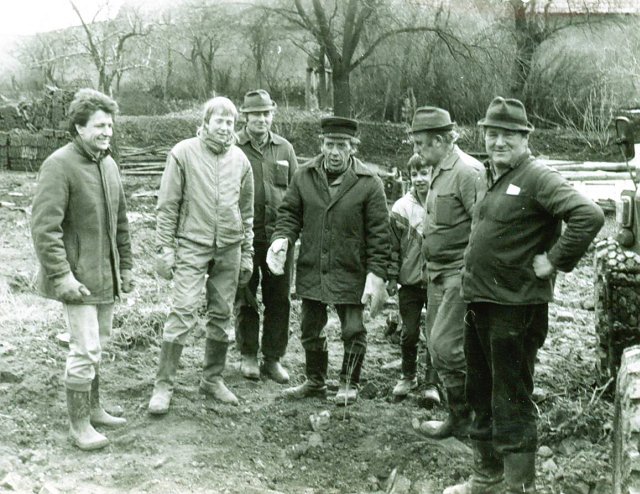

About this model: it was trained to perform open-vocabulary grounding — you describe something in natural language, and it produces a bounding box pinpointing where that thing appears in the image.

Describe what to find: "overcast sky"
[0,0,125,37]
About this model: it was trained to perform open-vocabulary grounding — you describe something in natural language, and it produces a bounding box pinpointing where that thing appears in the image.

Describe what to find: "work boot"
[504,452,536,493]
[335,352,364,406]
[90,369,126,427]
[66,388,109,451]
[393,345,418,398]
[240,354,260,380]
[148,341,184,415]
[283,350,328,399]
[393,376,418,397]
[443,440,504,494]
[200,339,238,405]
[417,384,471,439]
[261,358,290,384]
[421,367,442,407]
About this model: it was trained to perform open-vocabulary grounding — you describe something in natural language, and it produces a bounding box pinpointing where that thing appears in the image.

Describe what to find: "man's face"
[321,137,352,174]
[245,110,273,136]
[484,127,529,168]
[410,165,430,195]
[76,110,113,154]
[206,111,235,139]
[412,132,444,167]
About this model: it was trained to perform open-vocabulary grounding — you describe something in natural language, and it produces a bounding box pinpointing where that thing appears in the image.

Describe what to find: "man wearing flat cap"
[235,89,298,384]
[444,97,604,494]
[267,116,390,406]
[409,106,482,439]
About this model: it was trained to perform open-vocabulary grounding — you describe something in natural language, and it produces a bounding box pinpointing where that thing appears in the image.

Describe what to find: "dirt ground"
[0,170,615,494]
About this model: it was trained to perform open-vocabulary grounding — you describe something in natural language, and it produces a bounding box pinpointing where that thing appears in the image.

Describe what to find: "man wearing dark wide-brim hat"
[445,97,604,493]
[267,116,390,406]
[408,106,482,439]
[235,89,298,384]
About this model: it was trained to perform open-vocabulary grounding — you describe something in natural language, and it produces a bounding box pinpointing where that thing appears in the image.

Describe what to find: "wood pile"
[118,145,169,175]
[548,160,637,182]
[0,129,68,171]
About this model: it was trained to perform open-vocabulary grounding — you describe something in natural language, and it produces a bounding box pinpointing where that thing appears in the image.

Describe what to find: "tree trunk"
[318,48,328,109]
[332,67,350,117]
[511,2,535,99]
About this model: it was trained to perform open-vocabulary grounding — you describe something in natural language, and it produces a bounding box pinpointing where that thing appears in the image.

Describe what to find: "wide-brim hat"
[411,106,455,133]
[478,96,534,133]
[239,89,277,112]
[320,116,358,139]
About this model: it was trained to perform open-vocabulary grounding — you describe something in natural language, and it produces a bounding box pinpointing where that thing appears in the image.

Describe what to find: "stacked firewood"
[0,129,68,171]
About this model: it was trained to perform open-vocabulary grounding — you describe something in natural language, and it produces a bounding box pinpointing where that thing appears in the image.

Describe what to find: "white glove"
[266,238,289,275]
[361,272,387,317]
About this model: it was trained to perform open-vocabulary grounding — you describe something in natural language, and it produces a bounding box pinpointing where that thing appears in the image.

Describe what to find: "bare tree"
[266,0,470,116]
[15,32,77,87]
[70,0,153,95]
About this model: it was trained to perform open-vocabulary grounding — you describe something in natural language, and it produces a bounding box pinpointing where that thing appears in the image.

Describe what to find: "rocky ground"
[0,170,616,494]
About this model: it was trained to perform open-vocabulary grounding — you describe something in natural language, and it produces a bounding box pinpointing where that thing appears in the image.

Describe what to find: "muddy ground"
[0,170,615,494]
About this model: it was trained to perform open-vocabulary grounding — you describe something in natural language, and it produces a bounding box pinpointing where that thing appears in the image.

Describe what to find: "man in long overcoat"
[267,116,389,405]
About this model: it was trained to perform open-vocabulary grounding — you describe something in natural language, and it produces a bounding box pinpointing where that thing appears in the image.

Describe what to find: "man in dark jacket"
[444,97,604,494]
[268,116,389,406]
[235,90,298,383]
[31,88,133,451]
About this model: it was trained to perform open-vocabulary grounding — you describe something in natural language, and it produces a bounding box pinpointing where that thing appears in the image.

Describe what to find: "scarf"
[197,126,236,155]
[247,129,268,151]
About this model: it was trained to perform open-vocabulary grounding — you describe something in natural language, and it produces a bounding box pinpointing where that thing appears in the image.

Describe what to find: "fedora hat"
[320,116,358,138]
[411,106,455,133]
[478,97,534,133]
[239,89,277,112]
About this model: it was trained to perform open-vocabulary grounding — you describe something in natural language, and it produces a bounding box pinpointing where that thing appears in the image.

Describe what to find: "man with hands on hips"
[266,116,390,406]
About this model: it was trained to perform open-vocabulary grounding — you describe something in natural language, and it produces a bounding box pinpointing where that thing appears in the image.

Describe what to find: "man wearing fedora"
[235,89,298,383]
[409,106,482,440]
[445,97,604,493]
[267,116,389,406]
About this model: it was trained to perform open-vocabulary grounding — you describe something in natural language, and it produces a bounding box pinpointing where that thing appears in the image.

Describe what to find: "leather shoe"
[261,360,290,384]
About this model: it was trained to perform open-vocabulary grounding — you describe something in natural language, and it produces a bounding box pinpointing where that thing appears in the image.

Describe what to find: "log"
[549,163,633,172]
[559,171,634,181]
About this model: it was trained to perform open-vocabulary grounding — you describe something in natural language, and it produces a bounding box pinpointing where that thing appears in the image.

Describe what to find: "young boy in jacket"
[148,96,254,413]
[387,154,440,405]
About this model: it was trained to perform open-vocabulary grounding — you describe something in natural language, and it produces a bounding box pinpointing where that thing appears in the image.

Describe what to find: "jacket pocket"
[490,194,532,224]
[273,160,289,187]
[435,194,460,226]
[492,261,530,292]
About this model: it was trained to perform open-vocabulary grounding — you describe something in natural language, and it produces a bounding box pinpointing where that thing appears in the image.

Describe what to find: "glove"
[386,279,398,297]
[121,269,134,293]
[238,267,253,287]
[54,272,91,303]
[361,272,387,317]
[266,238,288,275]
[155,247,175,280]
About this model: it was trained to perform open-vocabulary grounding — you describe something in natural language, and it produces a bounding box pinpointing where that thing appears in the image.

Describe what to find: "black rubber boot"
[335,352,364,406]
[443,440,504,493]
[90,368,126,427]
[148,341,184,415]
[283,350,328,399]
[418,384,471,439]
[504,452,536,493]
[199,339,238,405]
[67,389,109,451]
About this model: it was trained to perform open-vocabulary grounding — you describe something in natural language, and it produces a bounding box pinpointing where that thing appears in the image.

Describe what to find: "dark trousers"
[464,302,548,454]
[235,241,292,360]
[398,284,427,348]
[300,298,367,355]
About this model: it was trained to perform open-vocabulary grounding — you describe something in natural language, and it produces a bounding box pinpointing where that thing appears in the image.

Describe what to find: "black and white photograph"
[0,0,639,492]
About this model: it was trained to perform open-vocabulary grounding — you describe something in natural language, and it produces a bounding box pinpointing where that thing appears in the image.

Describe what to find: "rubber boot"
[90,369,126,427]
[443,440,504,493]
[199,339,238,405]
[283,350,328,399]
[240,354,260,380]
[422,366,441,406]
[66,388,109,451]
[504,453,536,493]
[261,357,290,384]
[418,384,471,439]
[393,345,418,397]
[148,341,184,415]
[335,352,364,406]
